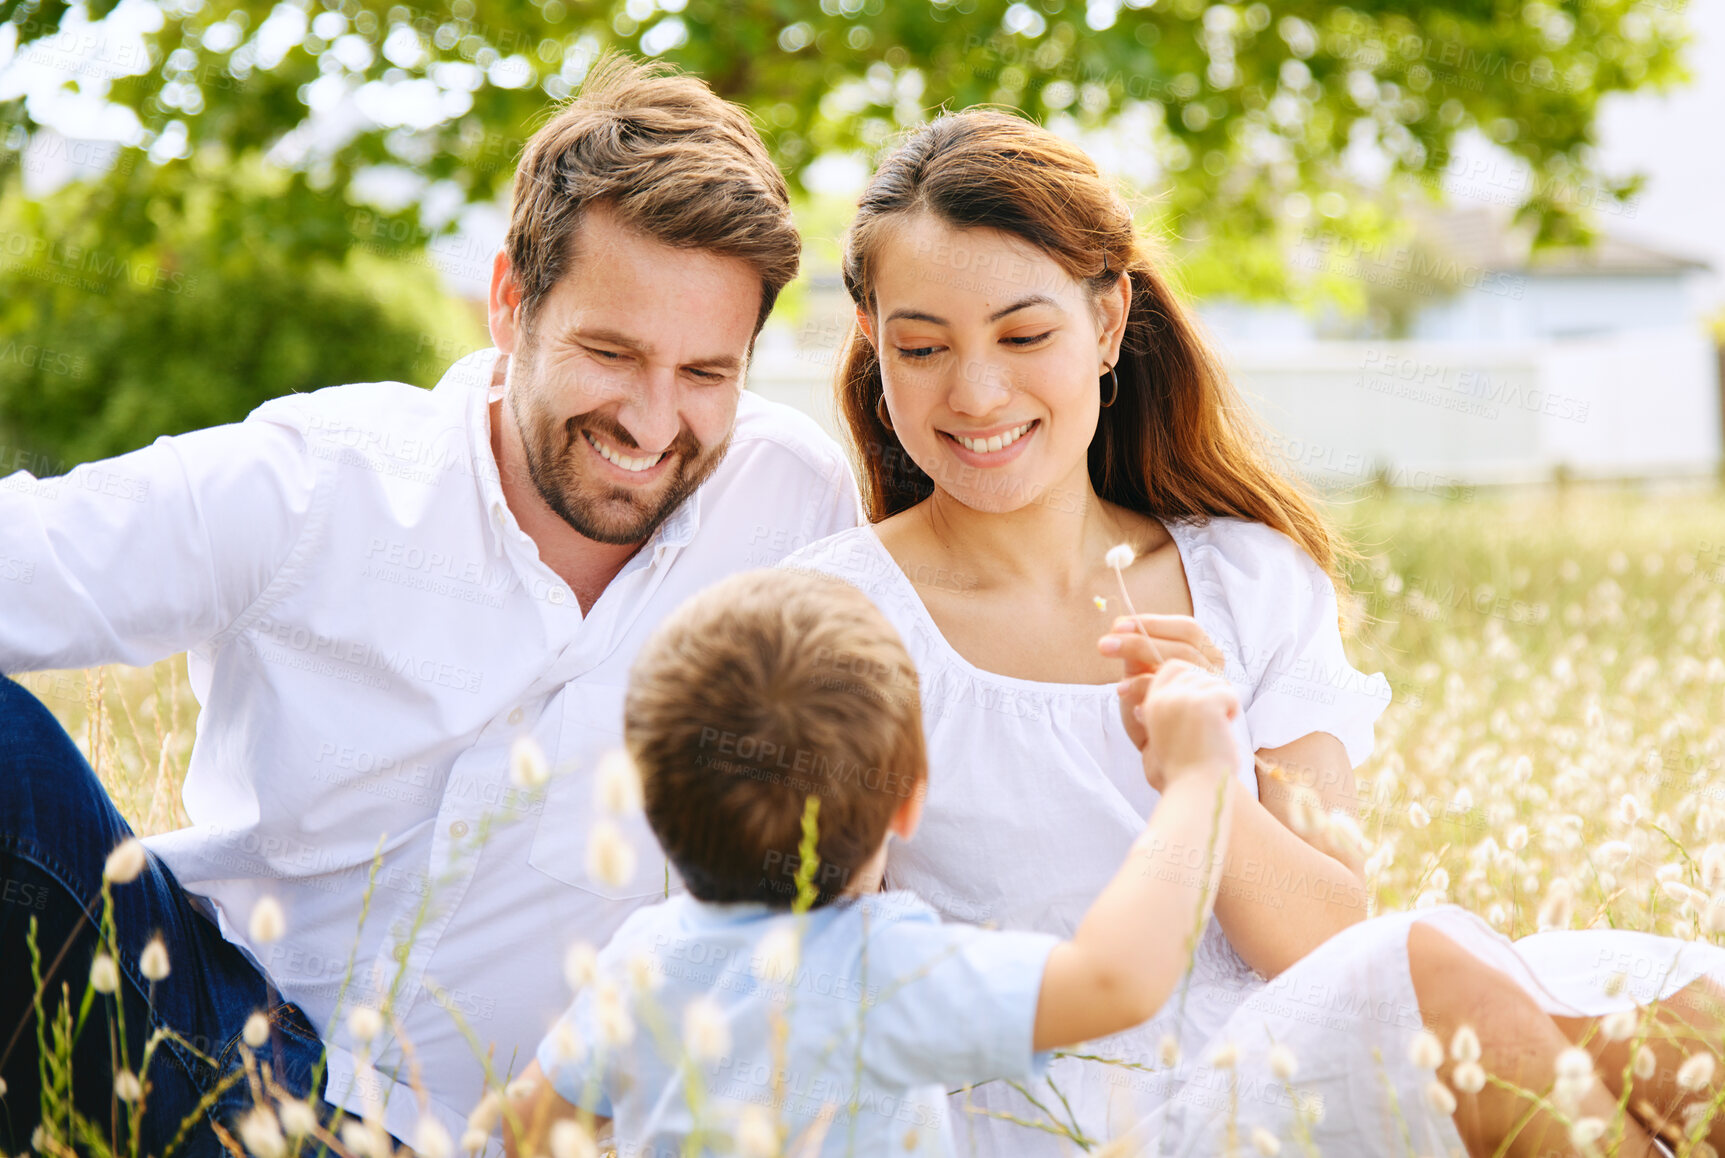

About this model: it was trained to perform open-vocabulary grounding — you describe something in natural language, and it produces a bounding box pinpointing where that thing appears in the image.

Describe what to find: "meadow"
[16,482,1725,1157]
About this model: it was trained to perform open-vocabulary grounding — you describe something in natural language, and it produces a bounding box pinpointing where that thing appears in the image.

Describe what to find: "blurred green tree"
[0,0,1692,463]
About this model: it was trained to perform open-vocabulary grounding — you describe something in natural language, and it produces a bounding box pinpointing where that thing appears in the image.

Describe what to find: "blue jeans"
[0,675,333,1157]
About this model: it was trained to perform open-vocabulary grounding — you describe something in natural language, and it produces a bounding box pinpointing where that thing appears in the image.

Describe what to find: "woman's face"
[860,212,1127,515]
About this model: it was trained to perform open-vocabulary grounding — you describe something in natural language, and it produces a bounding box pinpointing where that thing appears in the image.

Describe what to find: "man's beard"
[510,369,732,547]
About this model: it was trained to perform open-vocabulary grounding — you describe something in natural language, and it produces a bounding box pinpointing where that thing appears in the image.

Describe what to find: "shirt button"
[392,942,408,962]
[548,587,566,605]
[507,707,524,725]
[449,820,470,839]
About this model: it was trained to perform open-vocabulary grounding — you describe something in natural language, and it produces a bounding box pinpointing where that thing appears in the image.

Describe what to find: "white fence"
[750,328,1723,489]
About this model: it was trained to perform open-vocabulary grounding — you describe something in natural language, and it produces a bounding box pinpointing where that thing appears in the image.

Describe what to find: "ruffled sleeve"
[1183,517,1392,768]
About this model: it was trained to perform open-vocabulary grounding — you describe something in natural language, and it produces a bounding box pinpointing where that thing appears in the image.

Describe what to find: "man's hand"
[1133,660,1240,794]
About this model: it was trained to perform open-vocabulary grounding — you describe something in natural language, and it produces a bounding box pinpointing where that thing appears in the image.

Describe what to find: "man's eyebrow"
[883,295,1060,327]
[571,328,740,372]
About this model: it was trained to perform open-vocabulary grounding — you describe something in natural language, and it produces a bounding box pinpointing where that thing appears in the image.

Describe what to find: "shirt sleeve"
[1199,519,1392,767]
[0,407,320,675]
[534,993,615,1119]
[859,913,1059,1091]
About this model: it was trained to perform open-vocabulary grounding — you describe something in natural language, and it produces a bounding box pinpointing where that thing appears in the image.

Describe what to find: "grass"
[18,483,1725,1157]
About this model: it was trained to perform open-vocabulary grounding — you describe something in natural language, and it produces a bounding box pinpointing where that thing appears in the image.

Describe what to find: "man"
[0,57,861,1155]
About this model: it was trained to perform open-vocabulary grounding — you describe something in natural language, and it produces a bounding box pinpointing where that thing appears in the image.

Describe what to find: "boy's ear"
[888,780,925,840]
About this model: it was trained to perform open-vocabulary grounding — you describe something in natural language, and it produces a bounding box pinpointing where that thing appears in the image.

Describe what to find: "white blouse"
[785,516,1392,1155]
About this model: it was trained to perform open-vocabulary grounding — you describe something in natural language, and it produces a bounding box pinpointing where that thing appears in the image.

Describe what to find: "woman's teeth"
[585,430,665,473]
[953,421,1034,455]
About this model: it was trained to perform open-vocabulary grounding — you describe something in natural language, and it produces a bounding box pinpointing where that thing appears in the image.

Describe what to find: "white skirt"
[948,906,1725,1157]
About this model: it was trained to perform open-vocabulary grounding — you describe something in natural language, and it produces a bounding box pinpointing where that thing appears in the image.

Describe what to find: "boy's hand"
[1100,616,1225,748]
[1133,660,1240,794]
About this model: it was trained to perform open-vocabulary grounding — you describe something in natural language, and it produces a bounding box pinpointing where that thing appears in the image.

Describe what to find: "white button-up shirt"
[0,348,863,1143]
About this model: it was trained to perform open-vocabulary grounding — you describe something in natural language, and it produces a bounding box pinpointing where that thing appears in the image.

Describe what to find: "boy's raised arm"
[1033,661,1240,1051]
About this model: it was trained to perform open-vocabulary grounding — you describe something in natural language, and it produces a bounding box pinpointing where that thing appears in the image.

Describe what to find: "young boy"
[504,568,1240,1158]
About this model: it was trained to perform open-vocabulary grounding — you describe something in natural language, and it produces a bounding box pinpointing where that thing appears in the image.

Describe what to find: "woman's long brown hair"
[838,110,1345,581]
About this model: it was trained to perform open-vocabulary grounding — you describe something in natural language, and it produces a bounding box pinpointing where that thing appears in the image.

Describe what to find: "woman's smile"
[939,419,1040,466]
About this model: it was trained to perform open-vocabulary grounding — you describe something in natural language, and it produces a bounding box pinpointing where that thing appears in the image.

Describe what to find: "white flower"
[114,1069,142,1103]
[277,1097,319,1138]
[1408,1030,1444,1070]
[414,1117,453,1158]
[1450,1025,1481,1065]
[249,896,286,944]
[1451,1062,1486,1094]
[1268,1043,1298,1080]
[1619,794,1644,826]
[1704,898,1725,935]
[1511,755,1533,782]
[237,1108,288,1158]
[1678,1051,1717,1092]
[341,1120,392,1158]
[1209,1041,1238,1068]
[1158,1034,1180,1068]
[1505,825,1528,852]
[683,997,731,1064]
[1425,1080,1456,1115]
[1662,879,1697,905]
[563,942,598,991]
[1595,841,1633,870]
[466,1091,503,1134]
[459,1128,488,1154]
[243,1011,271,1048]
[1538,878,1573,932]
[753,925,800,986]
[1408,802,1431,829]
[509,736,550,790]
[626,951,662,994]
[1601,1009,1638,1041]
[585,819,636,888]
[104,838,147,884]
[735,1105,778,1158]
[139,936,170,982]
[548,1120,596,1158]
[1704,844,1725,892]
[594,749,644,814]
[1105,544,1136,571]
[550,1021,585,1062]
[1554,1046,1595,1108]
[1250,1126,1281,1156]
[1093,596,1108,612]
[1570,1118,1606,1148]
[594,980,635,1046]
[1633,1044,1657,1080]
[90,954,119,994]
[347,1005,384,1044]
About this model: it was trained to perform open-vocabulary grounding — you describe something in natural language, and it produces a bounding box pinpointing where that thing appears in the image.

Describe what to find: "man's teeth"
[585,431,666,473]
[953,422,1034,455]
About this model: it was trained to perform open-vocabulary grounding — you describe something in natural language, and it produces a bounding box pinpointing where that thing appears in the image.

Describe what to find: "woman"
[787,111,1725,1157]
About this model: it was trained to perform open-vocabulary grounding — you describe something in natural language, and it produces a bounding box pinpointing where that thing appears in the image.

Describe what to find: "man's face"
[494,203,763,545]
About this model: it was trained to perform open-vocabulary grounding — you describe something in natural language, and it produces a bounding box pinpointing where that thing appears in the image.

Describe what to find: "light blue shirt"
[536,891,1058,1156]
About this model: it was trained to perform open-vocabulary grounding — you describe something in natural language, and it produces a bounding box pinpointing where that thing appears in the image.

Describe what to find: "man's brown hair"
[505,55,800,334]
[625,569,927,908]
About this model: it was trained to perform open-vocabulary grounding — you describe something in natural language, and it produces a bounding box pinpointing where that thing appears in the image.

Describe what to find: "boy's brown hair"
[505,54,800,335]
[625,569,927,908]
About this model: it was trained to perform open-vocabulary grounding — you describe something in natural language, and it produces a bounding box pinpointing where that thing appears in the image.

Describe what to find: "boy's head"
[625,568,926,908]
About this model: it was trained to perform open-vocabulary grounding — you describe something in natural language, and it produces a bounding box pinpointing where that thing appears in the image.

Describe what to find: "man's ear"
[488,251,524,355]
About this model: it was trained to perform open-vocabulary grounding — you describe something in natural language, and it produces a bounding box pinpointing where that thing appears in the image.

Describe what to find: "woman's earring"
[1101,364,1120,408]
[876,394,895,431]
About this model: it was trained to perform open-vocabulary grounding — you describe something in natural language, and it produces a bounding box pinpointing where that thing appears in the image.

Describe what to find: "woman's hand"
[1135,661,1240,794]
[1099,615,1228,751]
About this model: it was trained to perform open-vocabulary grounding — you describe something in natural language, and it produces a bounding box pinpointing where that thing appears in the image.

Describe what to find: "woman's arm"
[1034,663,1238,1049]
[1210,731,1368,979]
